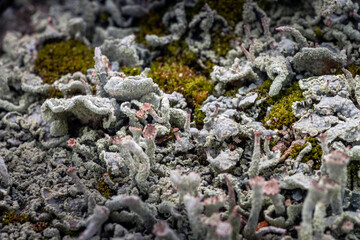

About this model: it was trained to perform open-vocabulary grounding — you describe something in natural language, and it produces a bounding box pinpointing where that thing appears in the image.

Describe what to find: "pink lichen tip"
[104,172,109,177]
[249,176,265,187]
[142,103,153,111]
[202,3,209,9]
[254,131,263,136]
[153,221,170,237]
[263,178,280,196]
[129,126,142,131]
[318,132,327,139]
[275,26,285,31]
[310,180,326,192]
[202,195,227,206]
[215,221,232,237]
[99,206,110,216]
[202,213,221,227]
[109,136,125,143]
[67,138,77,148]
[66,166,77,175]
[205,148,210,156]
[342,221,354,231]
[325,18,332,26]
[265,135,272,140]
[321,176,338,189]
[324,150,349,164]
[136,109,146,118]
[143,124,157,140]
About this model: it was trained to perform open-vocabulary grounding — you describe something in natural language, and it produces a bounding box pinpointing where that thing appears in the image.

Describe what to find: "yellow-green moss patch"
[148,60,214,124]
[289,137,322,170]
[96,178,115,199]
[187,0,246,27]
[211,29,236,57]
[262,81,304,129]
[1,210,29,225]
[120,66,142,76]
[34,40,94,84]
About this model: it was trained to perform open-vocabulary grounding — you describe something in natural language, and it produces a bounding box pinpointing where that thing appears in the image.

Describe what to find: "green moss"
[211,29,236,57]
[252,80,274,121]
[34,40,94,84]
[348,161,360,190]
[262,81,305,130]
[188,0,246,27]
[256,79,272,96]
[96,178,115,199]
[135,8,170,46]
[314,26,323,39]
[65,229,83,237]
[120,66,142,76]
[47,87,64,99]
[289,137,322,170]
[1,210,29,225]
[148,60,214,124]
[225,87,240,97]
[99,12,110,26]
[346,63,360,76]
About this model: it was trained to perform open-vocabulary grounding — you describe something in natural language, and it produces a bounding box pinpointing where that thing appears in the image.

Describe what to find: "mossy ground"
[133,9,216,125]
[96,177,116,199]
[289,137,322,170]
[187,0,246,27]
[260,81,305,130]
[135,8,170,46]
[34,39,94,85]
[211,29,236,57]
[1,210,29,225]
[134,1,248,125]
[348,161,360,190]
[120,66,142,76]
[148,59,214,125]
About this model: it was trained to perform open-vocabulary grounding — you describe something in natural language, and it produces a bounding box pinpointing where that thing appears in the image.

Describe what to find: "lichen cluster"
[2,0,360,239]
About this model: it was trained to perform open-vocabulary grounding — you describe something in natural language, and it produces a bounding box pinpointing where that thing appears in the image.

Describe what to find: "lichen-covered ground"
[1,0,360,239]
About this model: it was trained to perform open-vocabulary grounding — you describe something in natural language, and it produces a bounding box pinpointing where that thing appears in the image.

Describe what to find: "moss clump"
[135,8,170,46]
[96,178,115,199]
[34,40,94,84]
[289,137,322,170]
[148,61,214,124]
[314,26,323,39]
[187,0,246,27]
[120,66,142,76]
[99,12,111,27]
[256,80,272,96]
[253,80,275,121]
[65,229,83,238]
[211,29,236,57]
[225,87,240,97]
[1,210,29,225]
[262,81,305,130]
[32,222,49,232]
[348,161,360,190]
[346,63,360,76]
